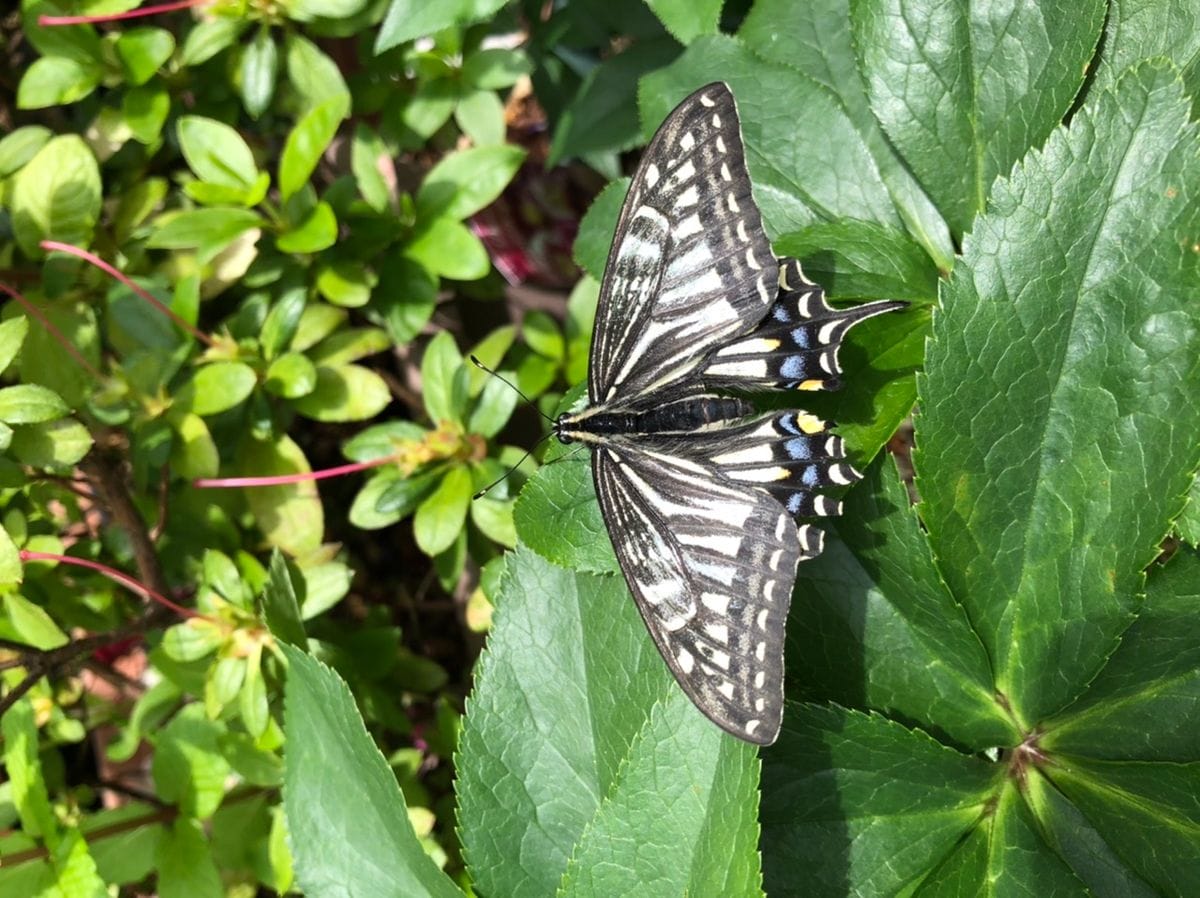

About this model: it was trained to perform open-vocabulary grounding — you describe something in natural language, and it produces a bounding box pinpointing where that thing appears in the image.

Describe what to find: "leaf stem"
[0,282,104,380]
[193,454,398,488]
[37,0,207,26]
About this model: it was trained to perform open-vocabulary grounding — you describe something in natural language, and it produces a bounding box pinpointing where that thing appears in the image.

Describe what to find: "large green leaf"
[740,0,954,270]
[456,546,762,897]
[641,35,902,240]
[10,135,101,255]
[852,0,1106,235]
[787,457,1012,747]
[760,705,1003,896]
[914,63,1200,724]
[282,645,462,898]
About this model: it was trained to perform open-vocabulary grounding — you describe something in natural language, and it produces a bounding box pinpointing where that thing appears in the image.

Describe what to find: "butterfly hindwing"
[704,258,906,392]
[589,83,778,409]
[593,443,824,743]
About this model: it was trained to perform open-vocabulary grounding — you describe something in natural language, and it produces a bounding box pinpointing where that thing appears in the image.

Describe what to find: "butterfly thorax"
[556,396,755,444]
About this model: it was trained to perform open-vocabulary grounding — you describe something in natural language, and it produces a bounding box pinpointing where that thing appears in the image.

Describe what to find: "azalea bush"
[2,0,1199,896]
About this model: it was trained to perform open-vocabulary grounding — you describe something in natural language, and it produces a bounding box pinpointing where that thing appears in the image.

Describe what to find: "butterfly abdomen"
[560,396,755,442]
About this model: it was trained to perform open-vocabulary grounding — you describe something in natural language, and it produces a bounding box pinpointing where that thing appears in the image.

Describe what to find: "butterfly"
[554,82,902,745]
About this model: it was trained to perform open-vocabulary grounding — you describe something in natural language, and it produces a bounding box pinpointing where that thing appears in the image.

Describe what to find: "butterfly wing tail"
[703,258,905,392]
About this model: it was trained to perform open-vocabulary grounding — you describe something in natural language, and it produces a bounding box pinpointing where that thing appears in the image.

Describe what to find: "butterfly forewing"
[589,83,778,409]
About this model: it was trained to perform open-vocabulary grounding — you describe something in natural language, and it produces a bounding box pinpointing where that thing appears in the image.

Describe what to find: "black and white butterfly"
[555,83,902,745]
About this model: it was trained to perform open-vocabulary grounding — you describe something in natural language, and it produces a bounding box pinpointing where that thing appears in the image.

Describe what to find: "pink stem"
[41,241,216,348]
[38,0,206,25]
[20,550,203,620]
[0,283,105,381]
[194,455,397,488]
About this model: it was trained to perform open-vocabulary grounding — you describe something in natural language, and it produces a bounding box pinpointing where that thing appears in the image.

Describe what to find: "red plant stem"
[194,455,398,488]
[20,550,203,621]
[41,241,216,348]
[38,0,206,25]
[0,283,105,381]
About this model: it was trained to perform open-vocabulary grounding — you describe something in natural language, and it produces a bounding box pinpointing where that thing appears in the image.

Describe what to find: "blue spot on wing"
[802,466,820,487]
[791,327,811,349]
[786,438,812,460]
[786,491,804,514]
[780,355,804,380]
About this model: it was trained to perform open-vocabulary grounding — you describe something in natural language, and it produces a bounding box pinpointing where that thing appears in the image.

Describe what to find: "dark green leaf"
[1043,550,1200,761]
[573,178,629,281]
[462,47,532,90]
[1091,0,1200,102]
[155,818,223,898]
[741,0,955,269]
[760,705,1001,895]
[467,375,518,438]
[853,0,1105,234]
[10,135,101,255]
[122,82,171,145]
[458,546,762,897]
[915,63,1200,722]
[641,35,902,238]
[263,551,307,649]
[376,256,437,344]
[281,644,464,897]
[259,285,307,359]
[788,457,1013,747]
[371,469,437,522]
[151,706,231,819]
[644,0,721,44]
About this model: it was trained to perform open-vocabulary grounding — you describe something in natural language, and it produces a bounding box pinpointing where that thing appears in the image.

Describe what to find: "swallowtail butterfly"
[555,83,902,745]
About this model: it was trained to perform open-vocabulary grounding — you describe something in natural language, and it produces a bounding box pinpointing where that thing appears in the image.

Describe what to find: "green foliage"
[2,1,1199,896]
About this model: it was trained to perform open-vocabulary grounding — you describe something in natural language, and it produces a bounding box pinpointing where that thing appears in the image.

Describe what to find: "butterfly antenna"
[468,355,556,425]
[473,430,555,500]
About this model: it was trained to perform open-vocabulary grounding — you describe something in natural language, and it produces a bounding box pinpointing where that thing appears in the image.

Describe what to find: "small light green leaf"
[177,116,259,189]
[462,47,532,89]
[454,89,506,147]
[276,201,337,254]
[413,467,472,556]
[349,471,405,529]
[287,0,370,22]
[315,262,373,308]
[16,56,101,108]
[152,706,232,819]
[416,145,526,221]
[0,317,29,375]
[239,433,324,557]
[0,525,21,586]
[115,26,175,86]
[10,417,93,469]
[404,216,491,280]
[290,365,391,422]
[285,33,349,114]
[0,384,68,424]
[279,94,350,201]
[260,285,308,360]
[175,361,258,417]
[351,124,391,212]
[307,328,390,367]
[161,618,226,663]
[469,494,515,547]
[10,135,101,255]
[264,352,317,399]
[169,412,219,480]
[240,646,270,738]
[263,551,307,649]
[281,644,464,897]
[240,28,278,119]
[123,82,171,145]
[645,0,722,44]
[467,374,518,438]
[0,126,51,178]
[155,818,223,898]
[420,331,466,424]
[4,594,66,649]
[146,207,263,262]
[522,310,563,360]
[2,697,57,839]
[292,303,347,352]
[180,17,247,66]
